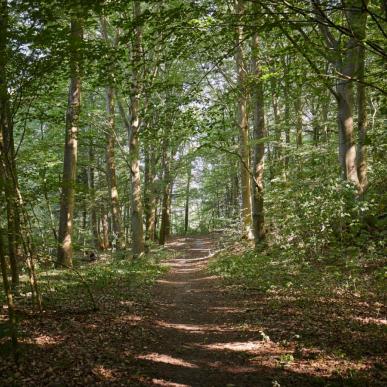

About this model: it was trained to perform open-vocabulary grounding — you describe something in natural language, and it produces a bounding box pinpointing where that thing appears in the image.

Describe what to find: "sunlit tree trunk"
[129,1,144,257]
[234,0,252,239]
[87,139,99,250]
[355,13,368,195]
[312,0,366,188]
[144,146,157,242]
[184,164,192,235]
[100,17,124,248]
[251,15,266,246]
[104,86,124,248]
[57,18,83,268]
[159,143,171,246]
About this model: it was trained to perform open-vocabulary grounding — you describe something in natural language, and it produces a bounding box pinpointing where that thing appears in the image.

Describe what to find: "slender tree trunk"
[0,227,18,359]
[283,58,291,172]
[159,146,171,246]
[104,86,124,248]
[101,207,109,250]
[294,89,303,147]
[57,18,83,268]
[129,1,144,257]
[144,147,158,242]
[88,139,99,250]
[0,0,20,287]
[184,165,192,235]
[251,20,266,246]
[235,0,252,239]
[355,11,368,195]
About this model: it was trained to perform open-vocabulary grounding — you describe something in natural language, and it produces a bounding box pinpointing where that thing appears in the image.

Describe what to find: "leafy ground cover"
[0,244,172,385]
[208,238,386,385]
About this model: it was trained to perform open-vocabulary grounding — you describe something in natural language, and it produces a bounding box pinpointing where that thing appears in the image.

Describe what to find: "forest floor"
[0,235,386,386]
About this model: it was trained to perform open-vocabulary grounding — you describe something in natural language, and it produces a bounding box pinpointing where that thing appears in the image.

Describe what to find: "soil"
[0,235,385,386]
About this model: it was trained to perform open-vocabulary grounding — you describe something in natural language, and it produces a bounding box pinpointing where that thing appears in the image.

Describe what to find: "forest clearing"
[0,0,386,386]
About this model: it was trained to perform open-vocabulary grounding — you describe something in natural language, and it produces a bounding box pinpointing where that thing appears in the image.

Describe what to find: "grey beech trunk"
[88,139,99,250]
[235,0,252,239]
[184,165,192,235]
[159,143,171,246]
[57,18,83,268]
[100,18,124,247]
[355,22,368,194]
[129,1,144,257]
[251,16,266,246]
[144,145,157,242]
[313,0,368,189]
[104,86,124,248]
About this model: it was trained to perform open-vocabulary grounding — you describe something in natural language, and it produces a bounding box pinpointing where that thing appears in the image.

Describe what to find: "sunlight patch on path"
[137,353,198,369]
[152,378,191,387]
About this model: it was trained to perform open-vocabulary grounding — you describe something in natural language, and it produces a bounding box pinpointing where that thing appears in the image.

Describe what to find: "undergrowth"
[208,242,386,301]
[4,245,173,312]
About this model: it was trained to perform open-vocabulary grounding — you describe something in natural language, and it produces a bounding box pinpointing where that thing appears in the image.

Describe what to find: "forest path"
[132,236,278,387]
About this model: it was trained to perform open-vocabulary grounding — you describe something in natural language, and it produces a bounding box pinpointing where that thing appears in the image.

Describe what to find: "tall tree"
[0,0,21,286]
[312,0,369,188]
[234,0,252,239]
[57,17,83,267]
[129,1,145,257]
[100,18,124,249]
[251,6,266,246]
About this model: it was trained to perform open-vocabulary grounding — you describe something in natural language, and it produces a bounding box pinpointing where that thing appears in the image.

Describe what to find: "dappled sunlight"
[91,365,116,381]
[208,306,248,313]
[113,314,142,324]
[30,334,64,347]
[137,353,199,368]
[157,279,189,285]
[154,320,251,334]
[352,316,387,326]
[152,379,190,387]
[199,340,270,353]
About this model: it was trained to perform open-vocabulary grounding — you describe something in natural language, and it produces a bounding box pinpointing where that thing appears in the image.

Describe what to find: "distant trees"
[0,0,384,287]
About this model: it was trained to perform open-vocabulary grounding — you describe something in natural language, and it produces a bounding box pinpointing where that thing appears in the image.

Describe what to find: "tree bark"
[184,165,192,235]
[87,139,99,250]
[129,1,144,257]
[144,145,157,242]
[159,144,171,246]
[57,18,83,268]
[0,226,18,358]
[251,17,266,246]
[0,0,21,287]
[104,86,124,248]
[234,0,252,239]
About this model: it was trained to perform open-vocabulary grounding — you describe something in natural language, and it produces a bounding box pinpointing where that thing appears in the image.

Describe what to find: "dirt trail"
[133,236,281,387]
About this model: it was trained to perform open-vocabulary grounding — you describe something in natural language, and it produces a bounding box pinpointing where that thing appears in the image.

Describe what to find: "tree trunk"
[57,18,83,268]
[129,1,144,257]
[184,165,192,235]
[101,207,110,250]
[251,19,266,246]
[144,145,158,242]
[0,0,20,287]
[104,86,124,248]
[294,88,303,147]
[159,146,171,246]
[234,0,252,239]
[0,227,18,358]
[87,139,99,250]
